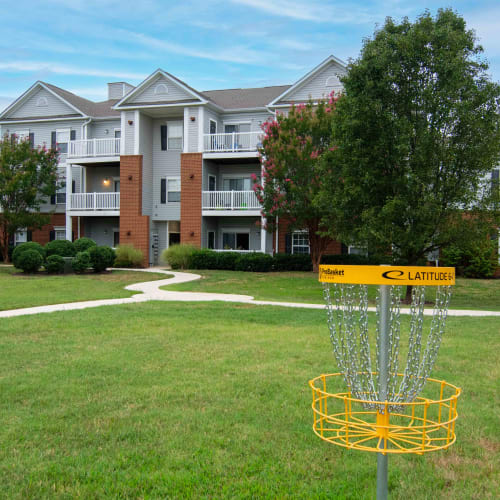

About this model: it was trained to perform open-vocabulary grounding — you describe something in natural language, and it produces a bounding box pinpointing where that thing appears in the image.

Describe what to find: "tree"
[319,9,500,298]
[255,96,339,271]
[0,135,59,262]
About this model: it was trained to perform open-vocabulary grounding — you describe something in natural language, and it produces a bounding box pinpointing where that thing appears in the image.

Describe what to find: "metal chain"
[323,282,452,411]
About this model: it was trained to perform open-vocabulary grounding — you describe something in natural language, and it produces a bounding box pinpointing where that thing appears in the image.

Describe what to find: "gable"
[128,74,199,105]
[277,62,346,104]
[9,87,79,119]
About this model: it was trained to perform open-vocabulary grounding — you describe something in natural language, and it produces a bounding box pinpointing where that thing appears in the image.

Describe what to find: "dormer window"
[325,76,338,87]
[36,96,48,107]
[154,83,168,95]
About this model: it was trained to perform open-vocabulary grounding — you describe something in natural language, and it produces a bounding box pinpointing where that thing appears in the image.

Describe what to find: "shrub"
[72,251,91,273]
[45,239,76,258]
[214,252,240,270]
[16,249,43,273]
[441,241,497,278]
[190,249,219,270]
[74,237,97,253]
[273,253,312,272]
[235,252,274,272]
[45,254,65,274]
[12,242,46,268]
[114,244,144,268]
[161,244,196,270]
[88,246,116,272]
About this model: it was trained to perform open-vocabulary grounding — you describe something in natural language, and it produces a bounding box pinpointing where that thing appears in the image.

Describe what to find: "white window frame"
[55,168,66,204]
[167,120,183,150]
[207,230,216,249]
[14,229,28,245]
[292,230,310,255]
[154,83,168,95]
[221,174,255,191]
[56,128,70,154]
[209,119,217,134]
[36,96,48,107]
[15,130,30,142]
[53,226,66,240]
[167,177,181,202]
[208,175,216,191]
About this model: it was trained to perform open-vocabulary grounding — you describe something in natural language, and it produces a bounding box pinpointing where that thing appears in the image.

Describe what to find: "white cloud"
[0,62,147,80]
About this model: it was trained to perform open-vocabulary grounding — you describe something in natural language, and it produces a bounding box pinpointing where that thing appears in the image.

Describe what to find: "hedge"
[16,249,43,273]
[12,242,46,268]
[74,237,97,253]
[45,239,76,257]
[45,254,65,274]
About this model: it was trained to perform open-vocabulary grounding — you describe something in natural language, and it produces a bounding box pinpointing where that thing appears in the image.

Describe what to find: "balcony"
[67,138,120,160]
[203,132,262,157]
[202,190,261,216]
[68,192,120,216]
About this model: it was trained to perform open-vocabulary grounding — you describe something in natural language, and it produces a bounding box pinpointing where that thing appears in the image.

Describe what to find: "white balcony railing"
[69,192,120,211]
[68,138,121,158]
[202,190,260,211]
[203,132,262,153]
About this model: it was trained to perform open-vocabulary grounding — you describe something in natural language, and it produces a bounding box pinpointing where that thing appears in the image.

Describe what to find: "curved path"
[1,267,499,318]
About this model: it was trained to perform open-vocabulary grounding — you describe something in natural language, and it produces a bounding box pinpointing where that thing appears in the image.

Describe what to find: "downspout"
[81,117,92,140]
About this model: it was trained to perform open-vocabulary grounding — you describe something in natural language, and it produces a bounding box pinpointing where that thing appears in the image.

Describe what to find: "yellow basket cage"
[310,373,461,455]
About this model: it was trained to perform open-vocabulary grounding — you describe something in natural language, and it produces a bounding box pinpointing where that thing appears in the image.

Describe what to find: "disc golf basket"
[309,265,461,499]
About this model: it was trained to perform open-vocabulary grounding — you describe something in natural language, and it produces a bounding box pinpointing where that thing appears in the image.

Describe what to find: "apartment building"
[0,56,347,265]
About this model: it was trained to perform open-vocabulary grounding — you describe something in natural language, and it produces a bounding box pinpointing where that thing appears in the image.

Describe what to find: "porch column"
[65,163,73,241]
[260,216,267,253]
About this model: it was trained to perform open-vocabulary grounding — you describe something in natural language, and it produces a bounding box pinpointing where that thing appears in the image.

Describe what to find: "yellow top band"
[319,265,455,286]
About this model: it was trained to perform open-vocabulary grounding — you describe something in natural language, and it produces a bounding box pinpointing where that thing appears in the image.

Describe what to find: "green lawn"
[0,302,497,498]
[163,270,500,310]
[0,267,168,311]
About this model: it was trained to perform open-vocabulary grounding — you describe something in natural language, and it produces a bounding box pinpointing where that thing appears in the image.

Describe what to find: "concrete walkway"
[1,267,499,318]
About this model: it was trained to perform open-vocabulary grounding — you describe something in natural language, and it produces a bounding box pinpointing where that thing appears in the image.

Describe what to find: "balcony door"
[222,177,252,191]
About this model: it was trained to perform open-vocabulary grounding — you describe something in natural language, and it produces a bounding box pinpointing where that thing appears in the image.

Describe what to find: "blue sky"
[1,0,499,110]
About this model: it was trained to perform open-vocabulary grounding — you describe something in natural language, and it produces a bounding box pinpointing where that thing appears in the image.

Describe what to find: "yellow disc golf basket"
[310,265,461,499]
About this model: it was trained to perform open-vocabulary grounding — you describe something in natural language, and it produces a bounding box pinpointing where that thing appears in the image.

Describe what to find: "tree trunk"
[308,219,331,273]
[0,224,9,263]
[404,284,413,303]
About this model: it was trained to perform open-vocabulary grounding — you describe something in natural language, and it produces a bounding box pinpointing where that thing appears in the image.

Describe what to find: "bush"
[12,242,46,268]
[273,253,312,272]
[45,239,76,257]
[214,252,240,270]
[114,244,144,268]
[235,252,274,272]
[162,244,196,270]
[190,249,219,270]
[45,254,65,274]
[74,237,97,253]
[16,249,43,273]
[441,241,497,278]
[72,251,91,273]
[88,246,116,272]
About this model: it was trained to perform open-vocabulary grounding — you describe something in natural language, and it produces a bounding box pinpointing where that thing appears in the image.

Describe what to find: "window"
[292,231,310,254]
[222,231,249,250]
[15,130,30,142]
[160,178,181,203]
[208,231,215,249]
[222,177,253,191]
[54,129,70,154]
[208,175,216,191]
[160,122,183,151]
[54,227,66,240]
[209,119,217,134]
[154,83,168,95]
[15,229,28,245]
[167,178,181,202]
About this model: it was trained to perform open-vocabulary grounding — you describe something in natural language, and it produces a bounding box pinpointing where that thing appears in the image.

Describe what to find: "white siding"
[124,111,135,155]
[10,87,79,118]
[129,75,195,104]
[282,62,346,103]
[140,114,153,217]
[203,162,260,190]
[89,119,120,139]
[85,166,120,192]
[205,108,222,134]
[152,117,183,221]
[83,217,119,246]
[220,111,271,134]
[187,107,199,152]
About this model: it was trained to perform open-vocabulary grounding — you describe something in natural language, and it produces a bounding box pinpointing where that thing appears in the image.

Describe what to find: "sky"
[1,0,499,111]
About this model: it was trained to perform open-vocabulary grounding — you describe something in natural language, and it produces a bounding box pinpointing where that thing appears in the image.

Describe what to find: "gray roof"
[44,83,120,117]
[201,85,291,109]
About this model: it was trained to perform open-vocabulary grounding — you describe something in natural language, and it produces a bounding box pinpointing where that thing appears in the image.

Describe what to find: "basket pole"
[377,284,390,500]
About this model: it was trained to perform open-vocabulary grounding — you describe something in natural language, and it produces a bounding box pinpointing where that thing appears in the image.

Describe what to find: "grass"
[162,269,500,310]
[0,267,168,311]
[0,302,497,498]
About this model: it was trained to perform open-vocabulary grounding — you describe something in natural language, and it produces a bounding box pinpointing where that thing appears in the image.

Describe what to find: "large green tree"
[0,135,59,261]
[319,9,500,291]
[255,97,339,271]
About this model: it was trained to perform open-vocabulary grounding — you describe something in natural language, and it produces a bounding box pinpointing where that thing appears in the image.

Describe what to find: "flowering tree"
[0,135,59,262]
[255,96,339,271]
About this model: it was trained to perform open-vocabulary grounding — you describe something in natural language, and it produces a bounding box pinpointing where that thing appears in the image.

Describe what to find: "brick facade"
[180,153,203,247]
[120,155,150,267]
[275,218,342,254]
